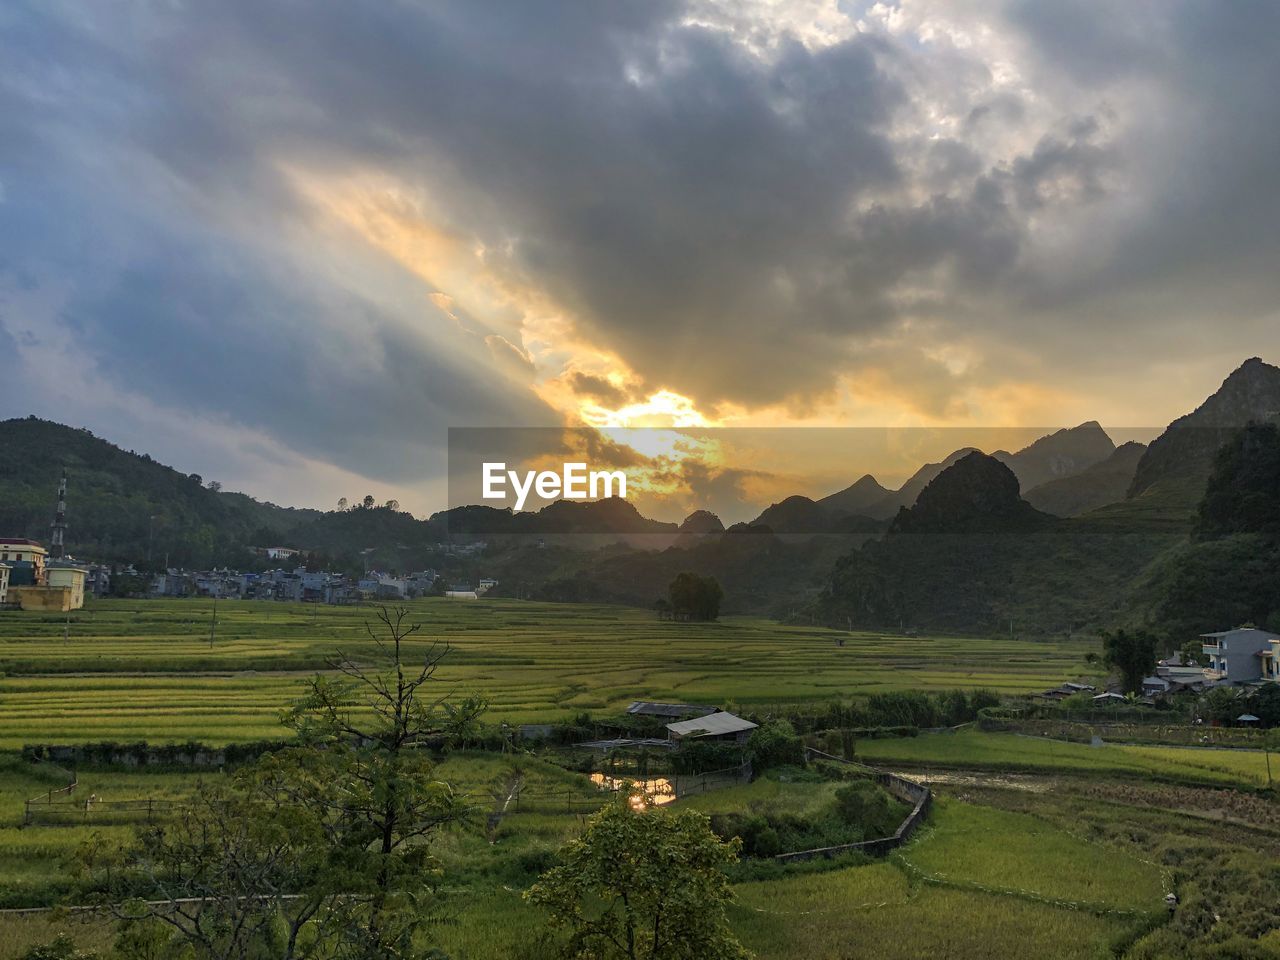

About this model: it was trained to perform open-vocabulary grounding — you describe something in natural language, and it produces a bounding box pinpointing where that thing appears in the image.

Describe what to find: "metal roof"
[626,701,716,718]
[1201,628,1280,639]
[666,712,758,738]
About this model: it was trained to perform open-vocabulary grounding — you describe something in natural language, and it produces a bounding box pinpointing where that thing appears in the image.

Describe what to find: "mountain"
[818,474,891,516]
[991,421,1116,491]
[1128,357,1280,513]
[815,444,1177,635]
[0,417,676,572]
[1134,422,1280,637]
[878,447,979,516]
[0,416,318,567]
[889,452,1054,534]
[747,495,882,536]
[530,522,874,616]
[1024,441,1147,517]
[678,510,725,534]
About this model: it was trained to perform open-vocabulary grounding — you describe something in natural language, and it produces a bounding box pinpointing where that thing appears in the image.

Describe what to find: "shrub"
[749,719,804,771]
[834,780,892,829]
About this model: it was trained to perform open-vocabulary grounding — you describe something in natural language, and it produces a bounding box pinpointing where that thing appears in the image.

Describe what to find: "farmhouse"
[0,562,8,605]
[1201,628,1280,685]
[666,711,758,745]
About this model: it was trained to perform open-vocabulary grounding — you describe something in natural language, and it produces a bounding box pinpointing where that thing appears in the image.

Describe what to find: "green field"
[855,730,1275,788]
[0,597,1099,747]
[1,598,1276,958]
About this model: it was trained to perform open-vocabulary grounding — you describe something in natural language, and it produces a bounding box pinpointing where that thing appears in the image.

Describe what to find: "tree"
[337,497,349,511]
[205,480,222,493]
[653,598,673,620]
[747,719,803,771]
[384,499,400,511]
[668,573,724,622]
[82,607,487,960]
[80,776,337,960]
[278,606,487,955]
[361,494,376,510]
[1179,638,1209,667]
[1101,628,1159,695]
[526,793,749,960]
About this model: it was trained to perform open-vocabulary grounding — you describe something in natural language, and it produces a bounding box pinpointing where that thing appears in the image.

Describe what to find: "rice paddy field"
[2,597,1276,958]
[855,730,1276,788]
[0,597,1100,748]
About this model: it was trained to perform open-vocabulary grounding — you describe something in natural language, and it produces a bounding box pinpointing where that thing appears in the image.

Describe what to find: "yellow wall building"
[0,563,9,605]
[9,584,76,612]
[46,566,86,610]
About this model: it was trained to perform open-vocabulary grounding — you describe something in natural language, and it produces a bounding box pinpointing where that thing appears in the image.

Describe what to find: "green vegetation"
[901,799,1164,911]
[1102,627,1159,695]
[0,598,1099,748]
[1,599,1278,958]
[527,793,749,959]
[668,571,724,621]
[855,730,1274,788]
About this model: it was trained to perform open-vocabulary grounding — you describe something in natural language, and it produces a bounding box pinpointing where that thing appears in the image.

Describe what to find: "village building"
[1201,628,1280,685]
[0,538,47,585]
[665,711,758,745]
[46,564,86,609]
[0,562,9,605]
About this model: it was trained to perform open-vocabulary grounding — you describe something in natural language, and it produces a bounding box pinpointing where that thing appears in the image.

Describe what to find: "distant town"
[0,474,496,610]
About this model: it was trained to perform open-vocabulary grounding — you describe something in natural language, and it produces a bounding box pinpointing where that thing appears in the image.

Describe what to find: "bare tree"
[279,606,488,954]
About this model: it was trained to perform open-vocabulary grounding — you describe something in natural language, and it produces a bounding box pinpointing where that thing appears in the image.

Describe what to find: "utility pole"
[209,593,218,648]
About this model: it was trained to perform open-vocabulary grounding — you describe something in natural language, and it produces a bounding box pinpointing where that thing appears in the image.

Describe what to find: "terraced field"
[856,730,1274,788]
[0,598,1098,747]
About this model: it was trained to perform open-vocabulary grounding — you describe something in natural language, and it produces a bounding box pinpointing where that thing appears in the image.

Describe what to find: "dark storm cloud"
[1003,0,1280,319]
[568,373,633,408]
[2,0,1280,505]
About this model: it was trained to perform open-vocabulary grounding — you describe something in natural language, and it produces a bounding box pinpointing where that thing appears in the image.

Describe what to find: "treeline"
[756,689,1002,735]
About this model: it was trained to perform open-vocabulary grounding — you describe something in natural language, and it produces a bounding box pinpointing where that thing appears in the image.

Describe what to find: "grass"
[3,597,1268,958]
[855,730,1274,788]
[733,862,1143,960]
[0,598,1100,748]
[900,798,1165,912]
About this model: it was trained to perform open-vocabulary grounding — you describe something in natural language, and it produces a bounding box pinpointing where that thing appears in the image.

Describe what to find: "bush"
[834,780,892,828]
[748,719,804,771]
[20,936,98,960]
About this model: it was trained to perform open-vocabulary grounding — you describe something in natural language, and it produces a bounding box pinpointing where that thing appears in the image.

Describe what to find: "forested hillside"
[0,417,318,567]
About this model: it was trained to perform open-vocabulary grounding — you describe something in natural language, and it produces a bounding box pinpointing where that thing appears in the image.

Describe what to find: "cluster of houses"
[1042,627,1280,704]
[2,535,501,609]
[148,566,498,603]
[0,538,105,612]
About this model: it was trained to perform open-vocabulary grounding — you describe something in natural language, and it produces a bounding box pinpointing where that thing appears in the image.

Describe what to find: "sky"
[2,0,1279,521]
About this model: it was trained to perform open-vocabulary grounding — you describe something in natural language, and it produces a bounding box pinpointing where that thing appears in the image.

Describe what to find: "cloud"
[567,372,632,407]
[2,0,1280,512]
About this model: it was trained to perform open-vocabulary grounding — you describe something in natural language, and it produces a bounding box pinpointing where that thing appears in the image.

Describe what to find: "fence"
[20,760,753,829]
[995,718,1269,749]
[24,795,186,827]
[772,748,932,863]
